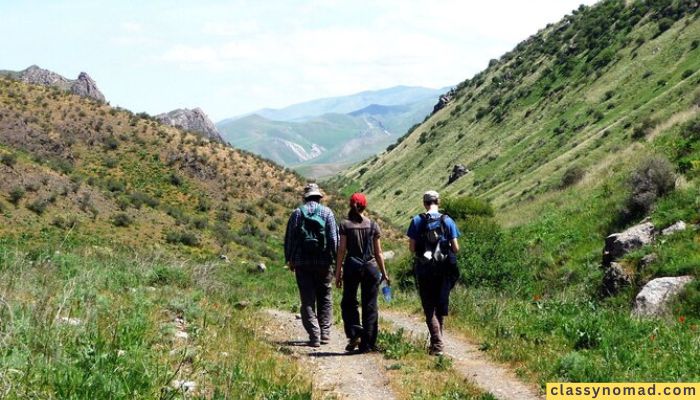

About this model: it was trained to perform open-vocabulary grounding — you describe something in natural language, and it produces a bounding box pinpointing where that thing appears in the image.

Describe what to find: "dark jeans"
[295,266,333,342]
[340,261,381,350]
[415,257,459,351]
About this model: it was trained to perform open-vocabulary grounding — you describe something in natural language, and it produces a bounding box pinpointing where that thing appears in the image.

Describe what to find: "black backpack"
[298,206,327,254]
[418,213,450,261]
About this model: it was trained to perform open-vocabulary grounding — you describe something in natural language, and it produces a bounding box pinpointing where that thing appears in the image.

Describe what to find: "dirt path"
[382,311,543,400]
[262,309,396,400]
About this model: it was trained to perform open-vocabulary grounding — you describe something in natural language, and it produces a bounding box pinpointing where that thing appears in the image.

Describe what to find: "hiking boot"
[428,346,444,356]
[320,337,330,345]
[358,345,379,354]
[308,340,321,348]
[345,336,361,352]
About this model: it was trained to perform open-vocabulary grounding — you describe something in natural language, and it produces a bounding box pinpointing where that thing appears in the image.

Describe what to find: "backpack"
[298,206,327,254]
[419,213,450,262]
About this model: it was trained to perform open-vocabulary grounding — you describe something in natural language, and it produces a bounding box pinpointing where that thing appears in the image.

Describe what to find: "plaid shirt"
[284,201,339,268]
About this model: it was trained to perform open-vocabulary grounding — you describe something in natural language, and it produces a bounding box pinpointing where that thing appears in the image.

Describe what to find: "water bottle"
[381,281,392,302]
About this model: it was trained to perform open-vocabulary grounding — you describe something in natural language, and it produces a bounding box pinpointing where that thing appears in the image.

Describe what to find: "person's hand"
[335,275,343,289]
[382,273,391,286]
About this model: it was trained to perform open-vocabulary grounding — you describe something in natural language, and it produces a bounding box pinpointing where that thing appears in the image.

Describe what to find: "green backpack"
[298,206,327,254]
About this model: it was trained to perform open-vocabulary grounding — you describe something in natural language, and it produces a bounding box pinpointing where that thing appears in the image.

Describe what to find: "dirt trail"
[262,309,396,400]
[382,311,543,400]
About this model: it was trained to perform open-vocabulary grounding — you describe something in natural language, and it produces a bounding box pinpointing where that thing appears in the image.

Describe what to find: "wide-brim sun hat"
[303,183,324,199]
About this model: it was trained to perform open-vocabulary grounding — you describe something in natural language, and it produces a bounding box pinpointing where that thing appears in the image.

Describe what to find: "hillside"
[339,1,700,225]
[0,76,302,260]
[334,0,700,384]
[217,87,444,177]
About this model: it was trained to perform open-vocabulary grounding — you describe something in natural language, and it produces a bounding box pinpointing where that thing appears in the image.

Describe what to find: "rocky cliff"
[156,108,224,142]
[6,65,106,102]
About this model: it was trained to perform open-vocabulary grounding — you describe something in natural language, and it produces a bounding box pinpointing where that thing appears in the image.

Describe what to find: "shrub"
[112,212,132,227]
[165,230,200,247]
[169,173,183,186]
[27,198,48,215]
[560,166,586,188]
[106,179,126,193]
[681,69,694,79]
[147,265,191,288]
[1,153,17,167]
[441,196,494,220]
[51,214,79,229]
[619,155,676,224]
[196,196,211,212]
[631,119,654,140]
[103,136,119,150]
[8,187,25,205]
[191,216,208,230]
[129,191,159,209]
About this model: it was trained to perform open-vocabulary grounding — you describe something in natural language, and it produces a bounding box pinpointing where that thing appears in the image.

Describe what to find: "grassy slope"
[0,78,317,397]
[334,0,700,384]
[338,2,699,225]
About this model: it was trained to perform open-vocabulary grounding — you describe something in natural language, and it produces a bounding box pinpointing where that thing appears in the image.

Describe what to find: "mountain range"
[217,85,448,177]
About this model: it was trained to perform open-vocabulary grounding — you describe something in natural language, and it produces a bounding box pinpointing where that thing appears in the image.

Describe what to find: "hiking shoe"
[428,346,444,356]
[320,337,330,345]
[358,345,379,354]
[308,340,321,348]
[345,337,361,352]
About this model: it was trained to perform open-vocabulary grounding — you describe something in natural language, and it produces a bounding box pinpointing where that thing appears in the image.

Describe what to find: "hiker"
[406,190,460,356]
[335,193,389,353]
[284,183,339,347]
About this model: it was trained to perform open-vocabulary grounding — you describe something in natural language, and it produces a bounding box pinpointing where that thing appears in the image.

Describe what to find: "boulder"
[382,250,395,261]
[256,262,267,272]
[661,221,687,236]
[639,253,658,269]
[432,88,456,114]
[219,254,230,263]
[602,222,655,266]
[632,276,694,317]
[447,164,470,184]
[235,300,250,310]
[601,262,631,296]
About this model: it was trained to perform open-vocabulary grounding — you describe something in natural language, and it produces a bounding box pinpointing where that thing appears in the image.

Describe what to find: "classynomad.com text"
[547,383,699,400]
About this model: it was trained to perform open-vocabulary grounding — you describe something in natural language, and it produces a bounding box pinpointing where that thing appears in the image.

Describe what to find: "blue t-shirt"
[406,211,460,242]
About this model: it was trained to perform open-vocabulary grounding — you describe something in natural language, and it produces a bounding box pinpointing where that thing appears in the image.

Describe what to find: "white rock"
[174,331,189,340]
[171,380,197,392]
[117,349,126,357]
[57,317,82,326]
[632,276,694,317]
[382,250,395,260]
[220,254,230,263]
[662,221,687,236]
[257,262,267,272]
[603,222,655,265]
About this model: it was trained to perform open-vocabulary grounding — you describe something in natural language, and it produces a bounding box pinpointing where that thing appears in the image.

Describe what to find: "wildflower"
[678,316,686,324]
[533,295,542,302]
[649,334,656,342]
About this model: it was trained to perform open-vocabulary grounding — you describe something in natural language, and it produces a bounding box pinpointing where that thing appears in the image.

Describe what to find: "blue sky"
[1,0,597,121]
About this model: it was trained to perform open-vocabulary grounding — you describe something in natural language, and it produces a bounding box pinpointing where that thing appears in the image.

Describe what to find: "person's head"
[348,192,367,221]
[303,183,324,203]
[422,190,440,210]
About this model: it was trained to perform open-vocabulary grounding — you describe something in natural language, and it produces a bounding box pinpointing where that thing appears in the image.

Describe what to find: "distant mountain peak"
[156,108,224,142]
[10,65,106,102]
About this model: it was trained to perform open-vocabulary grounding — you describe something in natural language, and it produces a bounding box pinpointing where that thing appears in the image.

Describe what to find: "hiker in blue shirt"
[284,183,339,347]
[406,190,460,356]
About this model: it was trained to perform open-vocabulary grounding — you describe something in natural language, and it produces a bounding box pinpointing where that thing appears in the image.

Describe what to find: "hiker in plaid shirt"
[284,183,339,347]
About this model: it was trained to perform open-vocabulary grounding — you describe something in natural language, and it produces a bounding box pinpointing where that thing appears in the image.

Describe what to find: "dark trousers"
[415,259,459,351]
[295,267,333,342]
[340,262,381,350]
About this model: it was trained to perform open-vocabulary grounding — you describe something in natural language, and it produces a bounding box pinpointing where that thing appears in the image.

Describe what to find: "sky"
[1,0,598,121]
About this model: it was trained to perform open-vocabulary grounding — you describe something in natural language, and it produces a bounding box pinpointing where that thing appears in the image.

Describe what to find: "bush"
[51,214,79,229]
[169,173,183,186]
[619,155,676,224]
[441,196,494,220]
[27,198,49,215]
[112,212,132,227]
[681,69,694,79]
[8,187,25,205]
[560,166,586,188]
[165,230,200,247]
[129,191,159,209]
[147,265,191,288]
[103,136,119,150]
[631,119,654,140]
[1,153,17,167]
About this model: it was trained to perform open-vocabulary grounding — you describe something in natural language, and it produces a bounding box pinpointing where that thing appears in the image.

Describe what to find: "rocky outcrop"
[602,222,655,267]
[14,65,105,102]
[632,276,694,317]
[432,88,456,114]
[156,108,224,142]
[601,262,632,297]
[448,164,470,184]
[661,221,687,236]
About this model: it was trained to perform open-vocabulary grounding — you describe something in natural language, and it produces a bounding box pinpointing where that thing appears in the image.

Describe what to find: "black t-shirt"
[339,216,381,260]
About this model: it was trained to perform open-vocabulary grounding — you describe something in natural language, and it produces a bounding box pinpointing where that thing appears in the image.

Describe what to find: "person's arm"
[374,237,389,284]
[450,238,460,253]
[409,238,416,253]
[284,210,298,271]
[326,211,340,262]
[335,235,347,288]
